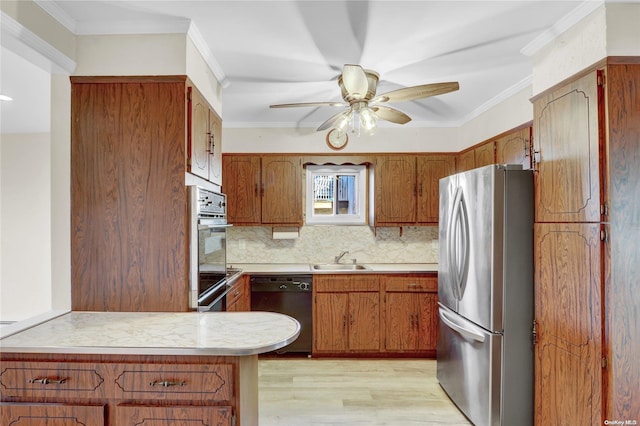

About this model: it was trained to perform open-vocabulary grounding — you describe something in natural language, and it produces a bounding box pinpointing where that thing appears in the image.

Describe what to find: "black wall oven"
[190,187,232,311]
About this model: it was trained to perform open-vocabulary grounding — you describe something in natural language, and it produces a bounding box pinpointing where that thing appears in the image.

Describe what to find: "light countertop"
[228,263,438,274]
[0,311,300,357]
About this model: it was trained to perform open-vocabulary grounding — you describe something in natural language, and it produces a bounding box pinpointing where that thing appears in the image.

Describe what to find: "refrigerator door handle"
[447,186,470,301]
[439,307,485,343]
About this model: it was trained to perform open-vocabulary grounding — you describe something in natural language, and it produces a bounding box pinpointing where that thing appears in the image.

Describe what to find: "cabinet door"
[188,86,210,180]
[209,108,223,185]
[222,155,261,224]
[385,292,415,351]
[227,275,250,312]
[1,403,105,425]
[116,405,232,426]
[533,71,602,223]
[415,292,438,351]
[474,141,495,167]
[374,156,416,224]
[456,149,475,172]
[416,155,456,223]
[314,293,349,352]
[348,292,380,351]
[261,156,302,225]
[534,223,602,426]
[496,127,532,169]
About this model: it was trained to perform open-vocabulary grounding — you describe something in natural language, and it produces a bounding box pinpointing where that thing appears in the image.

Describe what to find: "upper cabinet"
[187,85,223,185]
[496,126,532,169]
[456,141,495,173]
[222,154,302,226]
[533,72,601,223]
[373,154,455,226]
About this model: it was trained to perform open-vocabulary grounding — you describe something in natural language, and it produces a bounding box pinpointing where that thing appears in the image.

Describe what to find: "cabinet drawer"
[112,363,233,402]
[384,276,437,292]
[116,404,232,426]
[314,275,379,292]
[0,362,107,399]
[1,402,105,426]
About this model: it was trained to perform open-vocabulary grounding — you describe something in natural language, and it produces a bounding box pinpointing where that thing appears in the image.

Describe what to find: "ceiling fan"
[270,64,459,135]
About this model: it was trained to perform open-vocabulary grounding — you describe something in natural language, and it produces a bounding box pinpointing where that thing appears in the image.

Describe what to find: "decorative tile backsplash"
[227,225,439,264]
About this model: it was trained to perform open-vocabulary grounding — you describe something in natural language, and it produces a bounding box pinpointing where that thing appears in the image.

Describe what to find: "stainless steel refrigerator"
[437,164,534,426]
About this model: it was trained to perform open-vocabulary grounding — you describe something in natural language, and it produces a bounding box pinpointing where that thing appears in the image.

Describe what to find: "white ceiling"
[2,1,594,134]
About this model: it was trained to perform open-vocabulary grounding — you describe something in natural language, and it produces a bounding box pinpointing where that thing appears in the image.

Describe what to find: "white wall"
[0,133,52,321]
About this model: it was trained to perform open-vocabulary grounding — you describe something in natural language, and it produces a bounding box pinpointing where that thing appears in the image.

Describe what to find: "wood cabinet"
[187,85,222,185]
[532,62,640,424]
[383,276,438,354]
[533,223,602,426]
[374,154,455,225]
[416,155,456,223]
[456,141,495,172]
[496,126,532,169]
[1,403,105,425]
[227,275,251,312]
[313,274,381,353]
[71,76,191,312]
[312,273,439,357]
[374,156,416,224]
[0,353,256,426]
[222,154,302,226]
[533,72,602,223]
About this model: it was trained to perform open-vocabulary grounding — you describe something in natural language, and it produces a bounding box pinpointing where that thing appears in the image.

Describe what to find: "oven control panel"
[196,187,226,219]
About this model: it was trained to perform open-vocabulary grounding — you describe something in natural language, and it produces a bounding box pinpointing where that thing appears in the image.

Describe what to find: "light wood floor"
[258,358,472,426]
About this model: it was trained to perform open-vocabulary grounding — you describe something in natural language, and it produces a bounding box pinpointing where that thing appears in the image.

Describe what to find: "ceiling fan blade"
[317,110,351,131]
[372,82,459,103]
[270,101,347,108]
[341,64,368,99]
[372,106,412,125]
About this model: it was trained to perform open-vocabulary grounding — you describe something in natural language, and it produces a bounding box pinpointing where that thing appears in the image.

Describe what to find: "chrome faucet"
[334,250,349,263]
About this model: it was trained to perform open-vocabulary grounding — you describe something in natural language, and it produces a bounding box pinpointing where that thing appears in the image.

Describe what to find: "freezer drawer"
[437,304,501,426]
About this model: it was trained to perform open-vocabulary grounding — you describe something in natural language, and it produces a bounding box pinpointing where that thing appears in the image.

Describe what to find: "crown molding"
[1,11,76,74]
[521,0,605,56]
[34,0,77,33]
[187,22,229,88]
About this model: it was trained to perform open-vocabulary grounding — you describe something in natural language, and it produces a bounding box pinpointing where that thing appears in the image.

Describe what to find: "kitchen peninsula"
[0,311,300,426]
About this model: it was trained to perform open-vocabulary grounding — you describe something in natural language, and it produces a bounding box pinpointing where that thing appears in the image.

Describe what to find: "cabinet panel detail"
[0,362,106,399]
[113,364,233,402]
[534,72,601,222]
[116,404,232,426]
[0,403,105,426]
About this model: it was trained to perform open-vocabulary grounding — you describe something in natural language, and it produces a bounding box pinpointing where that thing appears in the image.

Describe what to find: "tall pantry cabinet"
[70,76,217,312]
[532,61,640,425]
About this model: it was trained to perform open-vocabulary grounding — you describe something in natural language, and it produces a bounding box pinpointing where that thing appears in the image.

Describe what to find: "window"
[306,165,367,225]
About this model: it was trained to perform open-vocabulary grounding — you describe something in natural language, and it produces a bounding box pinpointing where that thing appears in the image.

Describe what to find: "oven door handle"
[197,279,229,304]
[200,285,233,312]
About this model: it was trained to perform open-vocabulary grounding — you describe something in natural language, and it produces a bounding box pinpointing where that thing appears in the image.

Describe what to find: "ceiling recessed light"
[0,94,13,101]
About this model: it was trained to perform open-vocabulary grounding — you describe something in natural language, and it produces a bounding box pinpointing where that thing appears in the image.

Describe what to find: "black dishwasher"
[250,275,312,355]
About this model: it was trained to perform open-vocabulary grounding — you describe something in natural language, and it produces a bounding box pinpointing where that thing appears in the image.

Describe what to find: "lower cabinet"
[313,275,381,354]
[312,273,438,357]
[1,403,105,425]
[383,276,438,355]
[0,355,256,426]
[227,275,251,312]
[116,405,232,425]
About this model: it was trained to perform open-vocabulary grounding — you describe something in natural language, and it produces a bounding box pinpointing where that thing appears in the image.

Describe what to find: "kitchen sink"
[312,264,369,271]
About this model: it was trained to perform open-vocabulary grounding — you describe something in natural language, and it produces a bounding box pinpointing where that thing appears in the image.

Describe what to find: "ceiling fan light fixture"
[335,111,352,132]
[359,106,377,134]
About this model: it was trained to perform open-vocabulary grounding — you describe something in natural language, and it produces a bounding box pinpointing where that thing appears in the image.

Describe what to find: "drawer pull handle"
[149,380,186,388]
[29,377,68,385]
[407,283,422,288]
